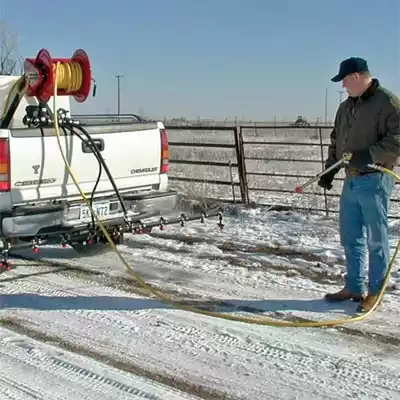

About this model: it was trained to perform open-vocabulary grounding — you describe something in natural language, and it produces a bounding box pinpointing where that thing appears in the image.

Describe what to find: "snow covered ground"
[1,206,400,399]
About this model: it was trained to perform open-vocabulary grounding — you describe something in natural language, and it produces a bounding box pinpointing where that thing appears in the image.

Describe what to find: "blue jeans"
[339,172,395,295]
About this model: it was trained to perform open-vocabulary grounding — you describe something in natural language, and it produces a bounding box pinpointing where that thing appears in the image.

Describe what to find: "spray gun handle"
[295,153,352,193]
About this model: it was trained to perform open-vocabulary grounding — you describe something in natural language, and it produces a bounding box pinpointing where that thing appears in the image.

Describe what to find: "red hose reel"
[24,48,92,103]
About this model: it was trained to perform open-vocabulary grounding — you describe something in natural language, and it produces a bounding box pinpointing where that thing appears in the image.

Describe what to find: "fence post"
[318,127,329,215]
[228,160,236,203]
[233,126,248,203]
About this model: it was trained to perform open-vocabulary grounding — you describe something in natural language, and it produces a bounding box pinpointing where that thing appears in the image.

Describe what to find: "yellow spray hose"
[50,61,399,327]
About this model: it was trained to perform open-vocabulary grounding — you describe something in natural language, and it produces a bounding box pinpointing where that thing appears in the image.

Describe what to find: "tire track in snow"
[152,317,400,398]
[0,271,229,399]
[0,326,202,400]
[2,342,163,400]
[114,242,400,348]
[1,257,400,399]
[5,250,400,348]
[0,318,229,400]
[2,306,399,400]
[0,377,42,400]
[0,268,156,337]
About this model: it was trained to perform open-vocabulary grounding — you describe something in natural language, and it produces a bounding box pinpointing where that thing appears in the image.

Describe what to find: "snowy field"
[168,126,400,217]
[1,126,400,399]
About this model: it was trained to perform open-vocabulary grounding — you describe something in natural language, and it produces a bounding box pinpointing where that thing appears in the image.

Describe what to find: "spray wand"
[295,153,352,193]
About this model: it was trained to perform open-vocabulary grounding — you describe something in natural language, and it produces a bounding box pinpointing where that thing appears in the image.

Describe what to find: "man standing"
[318,57,400,312]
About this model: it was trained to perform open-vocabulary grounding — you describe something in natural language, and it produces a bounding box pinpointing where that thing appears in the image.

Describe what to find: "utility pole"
[324,88,328,125]
[337,90,345,105]
[115,74,123,115]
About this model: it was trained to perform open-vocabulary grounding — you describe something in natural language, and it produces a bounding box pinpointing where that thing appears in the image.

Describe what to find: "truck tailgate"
[9,122,162,204]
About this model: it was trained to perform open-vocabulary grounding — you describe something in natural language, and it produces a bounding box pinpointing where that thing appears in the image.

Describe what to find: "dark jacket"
[326,79,400,171]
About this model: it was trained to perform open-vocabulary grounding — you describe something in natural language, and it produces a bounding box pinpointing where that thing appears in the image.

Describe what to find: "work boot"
[356,294,382,313]
[324,287,364,302]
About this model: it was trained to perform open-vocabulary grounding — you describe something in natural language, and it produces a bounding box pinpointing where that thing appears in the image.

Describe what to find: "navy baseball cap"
[331,57,369,82]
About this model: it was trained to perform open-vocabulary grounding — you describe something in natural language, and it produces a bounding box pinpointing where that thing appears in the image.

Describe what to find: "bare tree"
[0,21,22,75]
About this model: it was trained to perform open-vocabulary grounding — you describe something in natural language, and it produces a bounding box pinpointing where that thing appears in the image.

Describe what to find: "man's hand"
[317,166,339,191]
[348,149,373,170]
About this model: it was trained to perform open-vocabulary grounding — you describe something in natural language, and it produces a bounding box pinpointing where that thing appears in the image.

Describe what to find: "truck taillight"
[0,138,10,191]
[160,128,169,173]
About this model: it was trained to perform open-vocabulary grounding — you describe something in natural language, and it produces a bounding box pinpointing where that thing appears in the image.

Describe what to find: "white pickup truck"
[0,75,222,265]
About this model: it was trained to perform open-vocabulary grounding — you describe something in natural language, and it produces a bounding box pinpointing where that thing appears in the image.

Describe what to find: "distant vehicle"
[291,116,311,127]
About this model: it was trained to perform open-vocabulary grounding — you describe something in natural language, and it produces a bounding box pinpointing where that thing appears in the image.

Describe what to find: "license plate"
[80,201,110,220]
